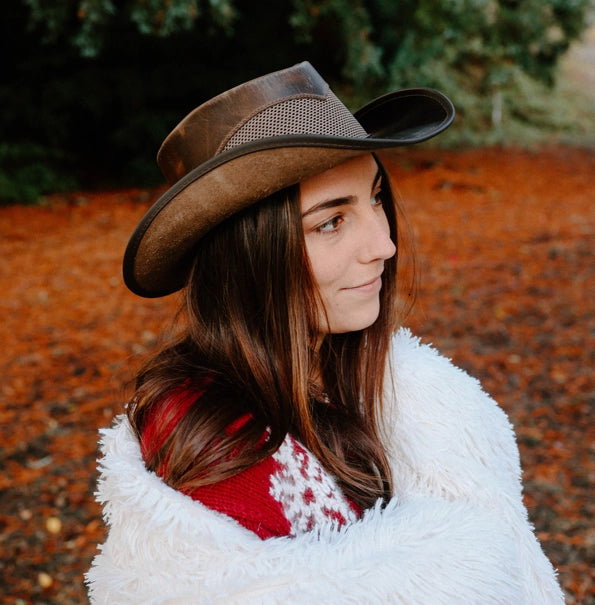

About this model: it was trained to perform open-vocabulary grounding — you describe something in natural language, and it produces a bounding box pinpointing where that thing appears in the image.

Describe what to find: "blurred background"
[1,1,594,604]
[2,0,593,204]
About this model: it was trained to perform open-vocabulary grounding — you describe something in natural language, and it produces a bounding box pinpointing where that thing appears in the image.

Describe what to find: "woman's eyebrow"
[301,196,354,219]
[301,168,383,219]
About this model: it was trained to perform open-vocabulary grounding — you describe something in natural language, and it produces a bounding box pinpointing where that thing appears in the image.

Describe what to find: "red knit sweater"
[140,387,361,539]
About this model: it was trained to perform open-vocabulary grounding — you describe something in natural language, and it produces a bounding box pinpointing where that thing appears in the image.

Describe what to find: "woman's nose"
[358,210,396,263]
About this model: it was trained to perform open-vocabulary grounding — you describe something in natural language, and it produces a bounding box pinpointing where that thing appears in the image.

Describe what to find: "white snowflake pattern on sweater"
[269,434,359,535]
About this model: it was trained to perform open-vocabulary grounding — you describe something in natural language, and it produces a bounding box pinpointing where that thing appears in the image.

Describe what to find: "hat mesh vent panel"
[223,91,367,151]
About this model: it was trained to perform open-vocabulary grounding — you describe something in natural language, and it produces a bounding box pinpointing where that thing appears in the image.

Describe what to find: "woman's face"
[300,154,396,335]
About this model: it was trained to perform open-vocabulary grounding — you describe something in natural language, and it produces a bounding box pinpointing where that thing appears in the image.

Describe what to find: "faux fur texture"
[86,329,564,604]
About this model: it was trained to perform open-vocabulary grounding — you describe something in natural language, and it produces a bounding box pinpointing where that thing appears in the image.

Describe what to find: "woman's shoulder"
[387,328,501,416]
[101,408,360,541]
[94,415,258,554]
[385,327,515,436]
[382,328,521,497]
[390,328,478,380]
[188,432,360,538]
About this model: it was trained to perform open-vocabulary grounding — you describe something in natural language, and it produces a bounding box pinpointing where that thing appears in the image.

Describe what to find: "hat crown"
[157,62,366,185]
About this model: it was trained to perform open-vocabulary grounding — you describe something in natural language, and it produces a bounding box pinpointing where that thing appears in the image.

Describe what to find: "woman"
[86,62,563,603]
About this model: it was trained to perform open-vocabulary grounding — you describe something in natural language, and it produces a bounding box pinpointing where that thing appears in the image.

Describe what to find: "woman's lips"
[343,275,383,294]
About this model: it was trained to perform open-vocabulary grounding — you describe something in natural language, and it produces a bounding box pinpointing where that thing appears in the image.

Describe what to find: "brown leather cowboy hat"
[123,61,455,297]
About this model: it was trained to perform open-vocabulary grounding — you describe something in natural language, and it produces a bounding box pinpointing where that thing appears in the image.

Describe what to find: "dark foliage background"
[3,0,310,195]
[1,0,592,203]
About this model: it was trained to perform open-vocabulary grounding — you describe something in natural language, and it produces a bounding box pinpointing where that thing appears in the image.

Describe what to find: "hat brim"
[124,88,454,297]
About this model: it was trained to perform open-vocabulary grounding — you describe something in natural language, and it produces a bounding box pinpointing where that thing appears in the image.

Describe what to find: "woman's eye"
[371,189,384,206]
[316,215,343,233]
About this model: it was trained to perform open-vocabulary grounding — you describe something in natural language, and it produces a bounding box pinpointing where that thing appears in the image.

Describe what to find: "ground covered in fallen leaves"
[1,145,593,604]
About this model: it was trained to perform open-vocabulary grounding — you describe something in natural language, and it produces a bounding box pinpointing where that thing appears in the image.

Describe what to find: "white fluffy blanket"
[86,329,564,604]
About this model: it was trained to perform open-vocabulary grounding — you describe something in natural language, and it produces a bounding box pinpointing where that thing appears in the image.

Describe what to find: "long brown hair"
[128,158,415,510]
